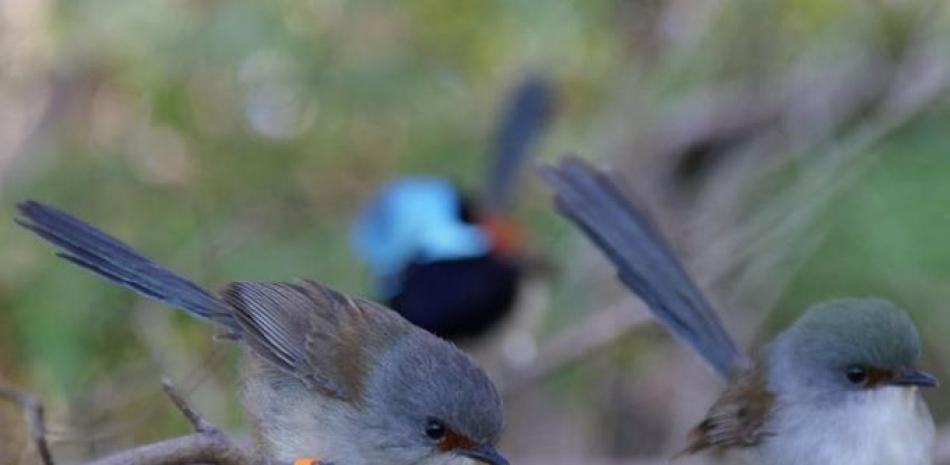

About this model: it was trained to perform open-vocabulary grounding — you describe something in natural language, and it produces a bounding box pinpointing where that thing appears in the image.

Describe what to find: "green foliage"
[776,111,950,326]
[2,0,950,455]
[0,0,619,444]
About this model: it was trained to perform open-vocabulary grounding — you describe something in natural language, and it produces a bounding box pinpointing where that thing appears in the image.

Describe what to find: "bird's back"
[390,254,519,340]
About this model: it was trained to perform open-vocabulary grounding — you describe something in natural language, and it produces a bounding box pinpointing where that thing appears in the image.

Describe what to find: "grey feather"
[538,156,748,378]
[17,200,510,465]
[15,201,236,331]
[223,280,414,402]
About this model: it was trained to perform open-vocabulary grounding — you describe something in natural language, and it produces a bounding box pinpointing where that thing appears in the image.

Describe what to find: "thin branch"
[71,376,260,465]
[77,380,257,465]
[0,383,55,465]
[161,377,216,434]
[84,432,253,465]
[0,378,258,465]
[501,298,652,396]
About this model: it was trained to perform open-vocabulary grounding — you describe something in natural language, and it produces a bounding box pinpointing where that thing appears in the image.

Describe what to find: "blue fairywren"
[539,157,938,465]
[16,201,509,465]
[351,75,554,341]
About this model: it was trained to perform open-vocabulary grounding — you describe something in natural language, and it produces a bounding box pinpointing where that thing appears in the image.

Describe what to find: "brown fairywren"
[16,201,509,465]
[539,157,937,465]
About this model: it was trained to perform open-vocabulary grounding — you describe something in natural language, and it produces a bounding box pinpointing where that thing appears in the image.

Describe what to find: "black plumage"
[352,74,555,341]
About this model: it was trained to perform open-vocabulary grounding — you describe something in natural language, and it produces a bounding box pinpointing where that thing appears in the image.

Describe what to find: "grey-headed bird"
[539,156,937,465]
[16,201,509,465]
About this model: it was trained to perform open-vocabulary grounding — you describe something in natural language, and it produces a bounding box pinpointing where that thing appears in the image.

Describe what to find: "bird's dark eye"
[425,419,446,440]
[846,365,868,385]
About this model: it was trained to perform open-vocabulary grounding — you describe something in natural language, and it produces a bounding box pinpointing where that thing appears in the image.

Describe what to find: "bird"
[538,156,938,465]
[15,200,510,465]
[351,74,554,341]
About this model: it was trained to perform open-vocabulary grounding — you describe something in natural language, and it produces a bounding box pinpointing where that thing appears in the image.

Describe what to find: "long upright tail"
[16,201,238,332]
[538,157,748,378]
[485,74,555,211]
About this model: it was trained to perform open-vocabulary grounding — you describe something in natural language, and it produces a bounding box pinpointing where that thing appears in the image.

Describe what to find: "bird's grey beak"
[890,369,939,387]
[459,444,510,465]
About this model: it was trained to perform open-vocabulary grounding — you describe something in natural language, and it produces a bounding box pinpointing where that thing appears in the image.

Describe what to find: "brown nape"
[436,428,477,452]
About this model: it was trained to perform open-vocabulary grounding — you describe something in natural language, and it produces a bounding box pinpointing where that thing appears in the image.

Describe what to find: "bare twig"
[501,298,652,396]
[84,432,253,465]
[90,376,259,465]
[79,377,256,465]
[160,377,216,434]
[2,378,258,465]
[0,383,55,465]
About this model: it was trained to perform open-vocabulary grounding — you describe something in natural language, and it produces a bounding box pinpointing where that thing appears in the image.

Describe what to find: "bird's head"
[352,178,491,281]
[769,298,937,399]
[354,330,507,465]
[352,178,525,284]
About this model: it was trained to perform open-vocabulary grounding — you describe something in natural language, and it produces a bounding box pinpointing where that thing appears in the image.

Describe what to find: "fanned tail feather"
[16,201,237,332]
[485,74,555,211]
[538,156,748,378]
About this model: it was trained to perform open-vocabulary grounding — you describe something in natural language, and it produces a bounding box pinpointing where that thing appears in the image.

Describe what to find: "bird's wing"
[538,156,749,378]
[222,280,412,402]
[485,74,555,211]
[682,363,776,454]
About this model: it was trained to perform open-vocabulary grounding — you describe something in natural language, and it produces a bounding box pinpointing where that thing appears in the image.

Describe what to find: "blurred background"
[2,0,950,464]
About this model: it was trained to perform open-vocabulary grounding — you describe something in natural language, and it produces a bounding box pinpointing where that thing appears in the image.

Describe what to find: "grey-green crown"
[779,298,921,373]
[363,331,503,448]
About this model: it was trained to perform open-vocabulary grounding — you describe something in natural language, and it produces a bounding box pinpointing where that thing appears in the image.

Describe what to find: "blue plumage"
[350,74,555,340]
[351,177,490,296]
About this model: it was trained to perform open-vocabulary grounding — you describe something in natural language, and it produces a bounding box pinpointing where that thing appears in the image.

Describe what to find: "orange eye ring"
[435,427,478,452]
[845,364,896,388]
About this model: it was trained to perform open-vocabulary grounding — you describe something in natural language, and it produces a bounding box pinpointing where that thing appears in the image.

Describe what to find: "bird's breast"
[761,387,935,465]
[240,351,368,465]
